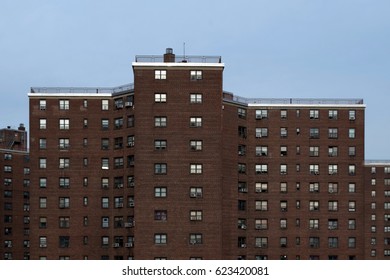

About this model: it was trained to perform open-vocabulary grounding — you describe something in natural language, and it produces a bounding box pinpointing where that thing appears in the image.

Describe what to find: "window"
[309,182,320,193]
[349,146,356,157]
[328,164,338,175]
[39,158,47,169]
[101,197,109,208]
[190,164,203,174]
[155,117,167,127]
[309,200,319,211]
[155,70,167,80]
[102,100,109,110]
[59,119,69,130]
[309,128,319,138]
[189,234,203,245]
[349,128,356,139]
[127,135,135,147]
[309,164,319,175]
[329,110,338,120]
[101,158,109,170]
[281,110,287,119]
[127,115,134,127]
[280,182,287,193]
[310,109,319,119]
[83,99,88,108]
[4,165,12,173]
[59,197,70,208]
[155,187,167,197]
[39,217,47,228]
[114,157,124,169]
[190,210,202,221]
[256,146,268,156]
[348,201,356,212]
[114,137,123,149]
[280,201,288,212]
[114,197,124,208]
[155,210,167,221]
[328,146,338,157]
[256,200,268,211]
[59,177,70,189]
[190,93,202,103]
[280,127,287,138]
[280,219,287,229]
[256,182,268,193]
[190,187,202,198]
[309,219,319,229]
[190,117,202,127]
[101,119,109,130]
[349,110,356,120]
[39,178,47,188]
[256,109,268,119]
[39,119,47,129]
[254,219,267,231]
[328,201,338,211]
[190,70,202,80]
[39,100,46,110]
[348,219,356,230]
[309,237,320,248]
[238,126,247,138]
[39,138,47,149]
[349,183,356,193]
[349,165,356,175]
[190,140,202,151]
[114,118,123,129]
[59,217,70,228]
[348,237,356,248]
[255,128,268,138]
[255,164,268,174]
[328,128,338,139]
[238,108,246,119]
[39,197,47,208]
[102,217,109,228]
[328,237,338,248]
[238,182,247,193]
[59,138,70,150]
[238,163,246,174]
[59,100,69,110]
[328,219,338,230]
[154,234,167,244]
[39,237,47,248]
[255,237,268,248]
[155,93,166,103]
[238,200,246,211]
[280,164,287,175]
[155,140,167,150]
[309,146,319,157]
[328,183,338,193]
[155,163,167,174]
[101,138,109,150]
[280,237,287,247]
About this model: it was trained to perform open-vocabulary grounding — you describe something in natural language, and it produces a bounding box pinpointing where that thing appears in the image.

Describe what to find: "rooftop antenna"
[182,42,187,62]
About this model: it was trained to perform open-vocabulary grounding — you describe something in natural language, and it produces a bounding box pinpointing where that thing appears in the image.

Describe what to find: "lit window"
[59,119,69,130]
[190,117,202,127]
[190,93,202,103]
[155,93,167,103]
[101,100,109,110]
[39,119,47,129]
[155,70,167,80]
[155,117,167,127]
[190,70,202,80]
[190,210,203,221]
[190,164,203,174]
[59,100,69,110]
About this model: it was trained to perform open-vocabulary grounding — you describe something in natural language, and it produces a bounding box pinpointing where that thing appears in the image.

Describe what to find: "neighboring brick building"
[0,125,30,259]
[7,47,386,259]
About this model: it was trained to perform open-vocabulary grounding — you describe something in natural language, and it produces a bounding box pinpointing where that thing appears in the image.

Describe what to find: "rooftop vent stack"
[164,48,175,62]
[18,123,25,131]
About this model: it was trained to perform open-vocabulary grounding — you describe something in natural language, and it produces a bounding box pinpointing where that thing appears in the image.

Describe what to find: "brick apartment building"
[1,48,389,259]
[0,125,30,259]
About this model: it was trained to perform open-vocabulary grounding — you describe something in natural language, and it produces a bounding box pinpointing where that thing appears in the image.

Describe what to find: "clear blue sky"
[1,0,389,159]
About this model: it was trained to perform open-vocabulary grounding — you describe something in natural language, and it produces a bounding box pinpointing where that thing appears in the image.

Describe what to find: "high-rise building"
[0,125,30,259]
[21,48,389,259]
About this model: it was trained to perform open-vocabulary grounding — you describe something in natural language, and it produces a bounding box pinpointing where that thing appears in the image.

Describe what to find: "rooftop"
[224,93,364,107]
[29,83,134,96]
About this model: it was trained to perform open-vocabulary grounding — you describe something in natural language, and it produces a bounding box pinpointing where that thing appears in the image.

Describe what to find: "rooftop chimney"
[163,48,175,62]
